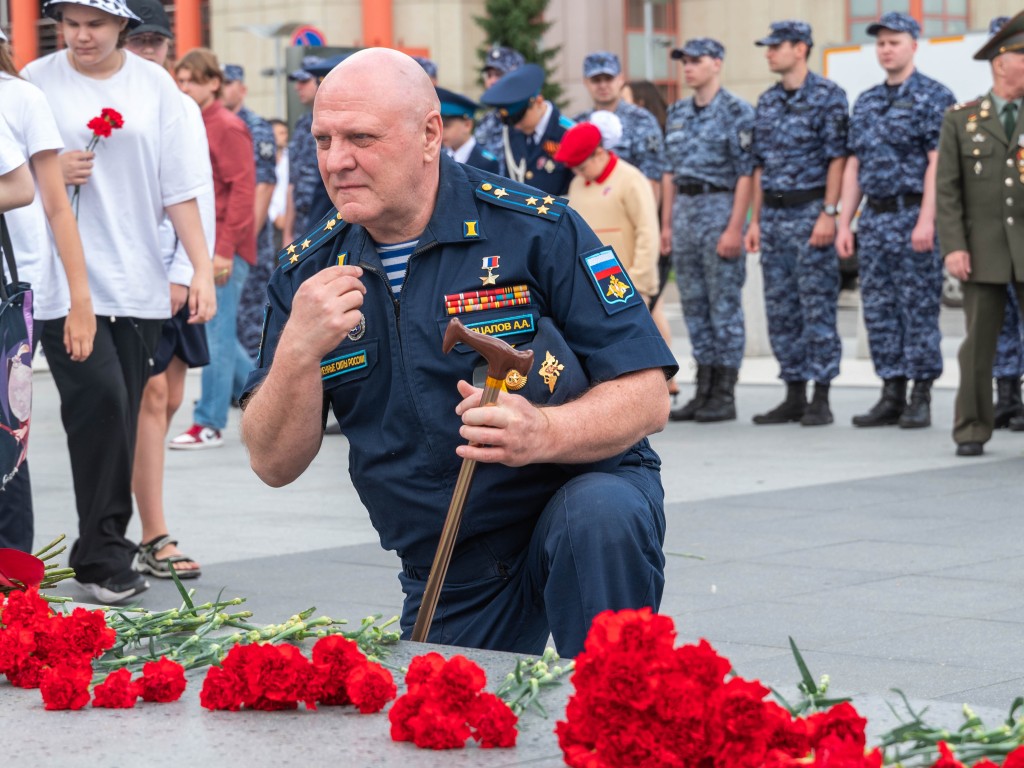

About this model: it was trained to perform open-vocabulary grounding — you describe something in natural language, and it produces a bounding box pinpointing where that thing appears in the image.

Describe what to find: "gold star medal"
[480,255,500,285]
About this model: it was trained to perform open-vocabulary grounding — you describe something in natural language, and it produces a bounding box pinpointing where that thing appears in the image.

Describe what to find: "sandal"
[135,535,202,580]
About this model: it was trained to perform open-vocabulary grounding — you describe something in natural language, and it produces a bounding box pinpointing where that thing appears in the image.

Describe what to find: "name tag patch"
[464,313,535,339]
[321,350,367,381]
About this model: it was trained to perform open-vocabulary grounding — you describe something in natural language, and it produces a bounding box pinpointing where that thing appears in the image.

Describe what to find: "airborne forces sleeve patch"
[579,246,641,315]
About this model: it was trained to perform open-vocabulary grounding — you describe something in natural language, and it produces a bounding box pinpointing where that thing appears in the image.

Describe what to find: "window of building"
[848,0,968,42]
[623,0,679,103]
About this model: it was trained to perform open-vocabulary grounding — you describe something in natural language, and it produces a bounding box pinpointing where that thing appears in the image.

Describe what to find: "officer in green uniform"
[937,10,1024,456]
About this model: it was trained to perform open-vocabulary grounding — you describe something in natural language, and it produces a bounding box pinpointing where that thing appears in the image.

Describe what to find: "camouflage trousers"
[992,286,1024,379]
[672,192,746,368]
[760,203,841,383]
[237,223,276,359]
[856,206,943,381]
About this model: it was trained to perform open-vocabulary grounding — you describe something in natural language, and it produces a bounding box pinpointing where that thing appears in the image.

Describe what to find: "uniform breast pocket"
[320,339,379,392]
[436,308,540,354]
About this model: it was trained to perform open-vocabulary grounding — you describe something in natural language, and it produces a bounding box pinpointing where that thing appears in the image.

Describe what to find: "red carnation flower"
[1005,746,1024,768]
[468,692,518,748]
[39,661,91,710]
[311,635,365,706]
[405,651,446,691]
[807,702,868,754]
[139,657,187,703]
[931,742,967,768]
[87,117,112,139]
[100,107,124,129]
[63,607,116,658]
[200,665,244,711]
[92,668,139,709]
[345,661,396,714]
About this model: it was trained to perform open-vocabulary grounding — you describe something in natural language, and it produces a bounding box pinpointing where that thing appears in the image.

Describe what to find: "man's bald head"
[311,48,444,244]
[319,48,440,127]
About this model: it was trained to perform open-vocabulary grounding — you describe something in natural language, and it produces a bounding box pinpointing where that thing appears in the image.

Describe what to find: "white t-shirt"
[22,50,207,319]
[267,146,288,224]
[0,74,67,317]
[158,88,216,286]
[0,114,27,174]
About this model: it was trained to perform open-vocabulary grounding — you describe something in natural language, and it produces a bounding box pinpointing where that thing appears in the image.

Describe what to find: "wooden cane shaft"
[410,383,503,643]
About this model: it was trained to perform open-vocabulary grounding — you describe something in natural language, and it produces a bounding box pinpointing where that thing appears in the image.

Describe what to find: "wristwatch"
[822,203,838,216]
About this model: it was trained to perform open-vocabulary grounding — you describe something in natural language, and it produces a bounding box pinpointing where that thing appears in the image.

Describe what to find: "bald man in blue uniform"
[240,49,676,657]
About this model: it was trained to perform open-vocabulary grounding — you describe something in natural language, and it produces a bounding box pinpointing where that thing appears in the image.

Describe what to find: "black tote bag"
[0,214,33,490]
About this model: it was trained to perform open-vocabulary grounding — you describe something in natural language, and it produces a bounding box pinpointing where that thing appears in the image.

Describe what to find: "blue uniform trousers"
[397,450,666,658]
[760,203,842,383]
[856,207,943,381]
[992,287,1024,379]
[672,192,746,369]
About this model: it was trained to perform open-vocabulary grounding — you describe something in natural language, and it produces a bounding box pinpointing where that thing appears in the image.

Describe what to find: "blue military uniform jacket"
[663,88,755,188]
[753,71,849,192]
[465,140,500,175]
[289,111,320,216]
[245,155,676,567]
[504,104,575,195]
[848,70,954,197]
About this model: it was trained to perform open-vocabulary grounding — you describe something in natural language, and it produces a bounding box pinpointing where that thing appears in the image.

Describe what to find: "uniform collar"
[419,154,488,246]
[452,136,477,164]
[532,101,554,143]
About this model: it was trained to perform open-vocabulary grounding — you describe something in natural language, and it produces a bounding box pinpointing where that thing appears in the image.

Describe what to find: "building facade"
[1,1,1021,122]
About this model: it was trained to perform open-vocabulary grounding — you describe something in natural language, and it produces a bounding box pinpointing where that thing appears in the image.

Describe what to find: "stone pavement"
[12,295,1024,765]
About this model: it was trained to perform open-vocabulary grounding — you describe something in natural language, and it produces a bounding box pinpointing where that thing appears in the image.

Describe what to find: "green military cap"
[974,9,1024,61]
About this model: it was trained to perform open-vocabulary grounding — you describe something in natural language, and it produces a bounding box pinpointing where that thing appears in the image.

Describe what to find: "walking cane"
[410,317,534,643]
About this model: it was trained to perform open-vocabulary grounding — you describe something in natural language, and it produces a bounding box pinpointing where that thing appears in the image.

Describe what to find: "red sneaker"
[168,424,223,450]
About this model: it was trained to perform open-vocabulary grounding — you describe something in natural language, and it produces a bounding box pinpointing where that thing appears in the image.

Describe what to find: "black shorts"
[151,304,210,375]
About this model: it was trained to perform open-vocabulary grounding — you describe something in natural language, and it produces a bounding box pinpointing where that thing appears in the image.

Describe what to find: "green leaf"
[168,564,196,613]
[1007,696,1024,726]
[788,636,818,695]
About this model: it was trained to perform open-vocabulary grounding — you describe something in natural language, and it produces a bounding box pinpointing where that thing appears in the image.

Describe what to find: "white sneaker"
[72,573,149,604]
[169,424,224,450]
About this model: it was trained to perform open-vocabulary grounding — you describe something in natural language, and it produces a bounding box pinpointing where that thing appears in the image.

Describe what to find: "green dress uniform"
[937,92,1024,449]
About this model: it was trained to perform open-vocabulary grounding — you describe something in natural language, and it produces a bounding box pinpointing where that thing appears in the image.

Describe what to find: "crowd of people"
[1,0,1023,651]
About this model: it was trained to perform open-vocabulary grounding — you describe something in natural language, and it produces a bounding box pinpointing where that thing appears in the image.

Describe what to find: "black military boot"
[898,380,932,428]
[752,381,806,425]
[670,365,714,422]
[851,378,906,427]
[1010,413,1024,431]
[695,366,738,422]
[800,382,833,426]
[994,377,1023,429]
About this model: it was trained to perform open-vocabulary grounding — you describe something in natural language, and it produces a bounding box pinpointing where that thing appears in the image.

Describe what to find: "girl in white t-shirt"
[0,116,34,212]
[21,0,216,604]
[0,29,96,555]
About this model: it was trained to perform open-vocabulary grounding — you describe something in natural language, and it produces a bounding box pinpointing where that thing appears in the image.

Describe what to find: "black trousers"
[42,315,161,582]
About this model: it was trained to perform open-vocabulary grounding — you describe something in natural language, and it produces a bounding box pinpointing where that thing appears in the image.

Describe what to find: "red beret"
[553,122,602,167]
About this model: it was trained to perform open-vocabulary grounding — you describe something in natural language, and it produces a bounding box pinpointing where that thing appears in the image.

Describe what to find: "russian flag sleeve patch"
[580,246,639,315]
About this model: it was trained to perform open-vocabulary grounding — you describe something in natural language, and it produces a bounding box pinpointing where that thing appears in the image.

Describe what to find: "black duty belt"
[761,187,826,209]
[676,179,731,195]
[865,193,923,214]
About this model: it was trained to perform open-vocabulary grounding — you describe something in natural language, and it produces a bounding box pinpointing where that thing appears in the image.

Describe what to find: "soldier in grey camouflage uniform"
[474,45,525,173]
[746,21,848,427]
[221,64,279,361]
[836,13,954,430]
[574,51,664,193]
[662,38,754,423]
[284,56,321,244]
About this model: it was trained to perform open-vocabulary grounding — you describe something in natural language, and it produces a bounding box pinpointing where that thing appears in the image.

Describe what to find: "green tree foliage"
[475,0,564,105]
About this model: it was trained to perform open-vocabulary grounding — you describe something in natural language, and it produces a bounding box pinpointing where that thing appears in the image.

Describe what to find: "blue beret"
[435,86,480,119]
[481,45,525,75]
[671,37,725,61]
[990,16,1011,36]
[756,20,813,47]
[412,56,438,80]
[222,64,244,83]
[583,51,621,78]
[480,63,545,115]
[867,12,920,39]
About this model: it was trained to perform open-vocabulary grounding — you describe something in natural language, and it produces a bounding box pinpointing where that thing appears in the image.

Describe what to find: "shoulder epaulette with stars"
[474,180,567,222]
[950,98,982,112]
[277,208,349,271]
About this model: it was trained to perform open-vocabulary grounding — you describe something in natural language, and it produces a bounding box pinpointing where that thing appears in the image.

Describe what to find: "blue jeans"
[194,256,253,431]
